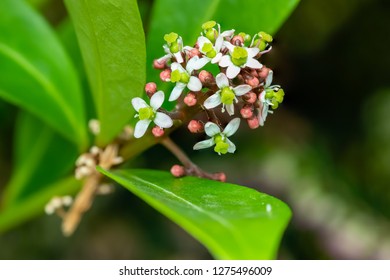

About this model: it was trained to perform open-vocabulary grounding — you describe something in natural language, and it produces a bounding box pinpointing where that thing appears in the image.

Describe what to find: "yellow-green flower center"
[202,43,216,58]
[205,29,217,43]
[171,70,189,84]
[139,107,154,120]
[221,87,235,105]
[169,41,179,53]
[202,20,216,30]
[214,140,229,154]
[164,32,178,44]
[231,47,248,66]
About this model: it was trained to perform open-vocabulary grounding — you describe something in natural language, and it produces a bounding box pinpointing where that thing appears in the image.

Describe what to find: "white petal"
[226,65,241,79]
[211,52,222,64]
[163,44,170,54]
[150,90,164,110]
[226,138,236,153]
[173,52,183,63]
[259,90,266,102]
[204,92,222,109]
[220,29,235,38]
[197,36,210,49]
[247,47,260,58]
[131,97,148,112]
[193,138,215,150]
[216,73,229,89]
[157,54,171,63]
[186,56,198,73]
[205,122,221,137]
[192,57,209,70]
[225,104,235,116]
[154,112,173,128]
[265,70,273,88]
[187,76,202,91]
[259,104,269,126]
[245,58,263,69]
[219,55,232,67]
[223,118,240,137]
[223,41,235,52]
[171,62,184,72]
[134,119,151,138]
[215,36,224,51]
[169,83,186,101]
[233,85,252,96]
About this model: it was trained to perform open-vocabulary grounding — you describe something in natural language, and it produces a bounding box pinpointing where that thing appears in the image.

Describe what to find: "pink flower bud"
[198,70,215,85]
[187,120,204,133]
[188,48,201,59]
[240,106,253,119]
[184,93,197,106]
[153,59,166,69]
[215,172,226,182]
[145,82,157,98]
[245,76,260,88]
[243,91,257,104]
[171,165,186,177]
[247,116,260,129]
[160,69,171,82]
[231,35,244,46]
[152,126,165,137]
[257,67,270,80]
[250,69,259,77]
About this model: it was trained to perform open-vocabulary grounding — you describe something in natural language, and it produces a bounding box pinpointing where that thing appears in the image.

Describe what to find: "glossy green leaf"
[146,0,300,81]
[98,168,291,259]
[0,0,88,149]
[65,0,146,146]
[0,176,81,234]
[2,111,78,207]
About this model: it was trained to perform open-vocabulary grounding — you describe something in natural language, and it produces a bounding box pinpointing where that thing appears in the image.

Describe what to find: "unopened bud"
[188,48,201,59]
[243,92,257,104]
[240,106,253,119]
[187,120,204,133]
[231,35,244,46]
[198,70,215,85]
[245,76,260,88]
[152,126,165,137]
[247,116,260,129]
[153,59,166,69]
[184,93,197,106]
[215,172,226,182]
[257,67,270,80]
[160,69,171,82]
[145,82,157,97]
[171,165,186,177]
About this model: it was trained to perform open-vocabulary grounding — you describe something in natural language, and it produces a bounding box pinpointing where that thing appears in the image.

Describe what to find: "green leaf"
[0,0,88,149]
[0,176,81,234]
[146,0,300,81]
[98,168,291,259]
[2,111,78,207]
[65,0,146,146]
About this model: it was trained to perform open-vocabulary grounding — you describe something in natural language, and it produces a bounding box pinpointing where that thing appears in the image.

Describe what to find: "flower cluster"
[132,21,285,156]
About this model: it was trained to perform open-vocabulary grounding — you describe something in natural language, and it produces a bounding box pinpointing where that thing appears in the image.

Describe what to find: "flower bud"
[242,91,257,104]
[240,106,253,119]
[184,93,197,106]
[198,70,215,85]
[153,59,166,69]
[245,76,260,88]
[160,69,171,82]
[171,165,186,178]
[187,120,204,133]
[257,67,270,80]
[231,35,244,46]
[145,82,157,98]
[247,116,260,129]
[214,172,226,182]
[188,48,201,59]
[152,126,165,137]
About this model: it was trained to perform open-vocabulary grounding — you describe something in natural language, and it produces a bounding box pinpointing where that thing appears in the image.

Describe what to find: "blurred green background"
[1,0,390,259]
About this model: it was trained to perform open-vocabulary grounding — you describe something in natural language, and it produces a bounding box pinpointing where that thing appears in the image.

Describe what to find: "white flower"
[257,70,274,126]
[197,28,234,64]
[169,56,208,101]
[132,91,173,138]
[193,118,240,155]
[219,42,263,79]
[158,32,184,63]
[203,73,251,115]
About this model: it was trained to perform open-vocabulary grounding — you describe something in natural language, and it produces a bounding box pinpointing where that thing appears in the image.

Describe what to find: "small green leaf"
[98,168,291,259]
[65,0,146,146]
[0,176,81,234]
[2,111,78,207]
[0,0,88,149]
